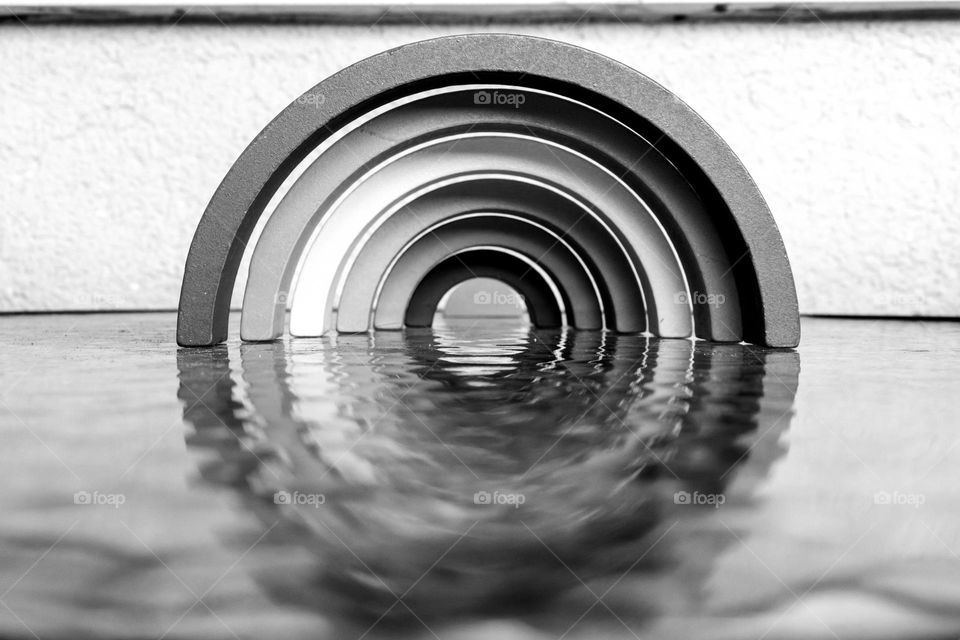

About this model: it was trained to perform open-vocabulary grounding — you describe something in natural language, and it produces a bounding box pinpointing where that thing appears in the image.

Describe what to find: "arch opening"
[404,249,564,330]
[433,278,531,332]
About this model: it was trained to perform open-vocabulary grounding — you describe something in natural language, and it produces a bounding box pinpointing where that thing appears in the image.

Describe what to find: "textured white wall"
[1,20,958,316]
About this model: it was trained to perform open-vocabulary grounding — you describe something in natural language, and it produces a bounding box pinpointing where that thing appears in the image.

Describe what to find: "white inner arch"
[285,133,688,338]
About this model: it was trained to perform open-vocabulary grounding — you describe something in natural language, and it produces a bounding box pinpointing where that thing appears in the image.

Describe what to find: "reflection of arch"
[403,250,561,329]
[176,329,800,624]
[177,34,800,348]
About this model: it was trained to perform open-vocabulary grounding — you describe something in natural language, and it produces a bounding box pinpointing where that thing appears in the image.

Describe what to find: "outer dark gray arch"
[177,33,800,348]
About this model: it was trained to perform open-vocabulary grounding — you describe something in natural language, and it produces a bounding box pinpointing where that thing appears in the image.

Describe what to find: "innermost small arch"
[434,278,530,331]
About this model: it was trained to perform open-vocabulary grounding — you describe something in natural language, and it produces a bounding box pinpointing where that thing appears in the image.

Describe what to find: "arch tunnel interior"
[177,34,800,348]
[431,277,532,329]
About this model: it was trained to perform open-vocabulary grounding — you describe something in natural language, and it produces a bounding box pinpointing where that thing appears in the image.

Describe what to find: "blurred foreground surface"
[1,314,959,639]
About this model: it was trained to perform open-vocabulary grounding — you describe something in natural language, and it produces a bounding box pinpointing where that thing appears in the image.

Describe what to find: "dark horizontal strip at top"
[4,1,960,25]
